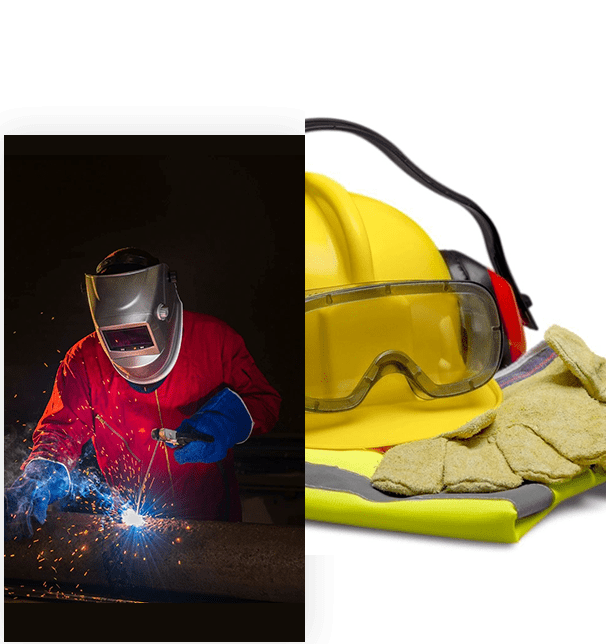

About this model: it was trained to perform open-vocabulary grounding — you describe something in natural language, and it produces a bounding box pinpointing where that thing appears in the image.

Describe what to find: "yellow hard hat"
[305,171,504,450]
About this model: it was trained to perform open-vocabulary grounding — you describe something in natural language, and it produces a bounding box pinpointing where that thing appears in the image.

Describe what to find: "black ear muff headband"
[305,118,537,331]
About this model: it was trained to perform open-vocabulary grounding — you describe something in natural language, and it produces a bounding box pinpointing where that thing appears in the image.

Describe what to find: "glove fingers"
[4,497,24,541]
[174,440,228,464]
[5,501,36,540]
[443,431,523,493]
[545,325,606,402]
[24,509,34,537]
[174,442,209,464]
[442,409,497,440]
[373,430,525,497]
[5,483,36,540]
[4,512,34,541]
[31,488,51,525]
[522,389,606,465]
[495,424,583,484]
[371,438,447,496]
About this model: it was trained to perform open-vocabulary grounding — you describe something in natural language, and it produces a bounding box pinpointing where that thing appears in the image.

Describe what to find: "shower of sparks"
[121,508,146,527]
[5,433,190,602]
[6,508,187,603]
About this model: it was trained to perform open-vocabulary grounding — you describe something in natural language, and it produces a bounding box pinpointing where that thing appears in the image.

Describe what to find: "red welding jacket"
[23,311,281,521]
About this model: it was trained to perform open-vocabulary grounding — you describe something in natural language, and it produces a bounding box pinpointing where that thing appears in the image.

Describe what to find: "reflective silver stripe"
[305,462,555,520]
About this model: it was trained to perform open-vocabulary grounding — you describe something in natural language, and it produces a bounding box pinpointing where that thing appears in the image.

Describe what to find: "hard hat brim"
[305,377,502,450]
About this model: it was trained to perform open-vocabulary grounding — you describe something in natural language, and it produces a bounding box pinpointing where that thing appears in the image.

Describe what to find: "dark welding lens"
[102,325,155,352]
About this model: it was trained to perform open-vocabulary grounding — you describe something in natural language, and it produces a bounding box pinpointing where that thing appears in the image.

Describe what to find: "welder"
[5,248,281,538]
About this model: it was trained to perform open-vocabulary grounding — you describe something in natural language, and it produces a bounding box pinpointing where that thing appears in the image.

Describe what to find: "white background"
[305,2,606,555]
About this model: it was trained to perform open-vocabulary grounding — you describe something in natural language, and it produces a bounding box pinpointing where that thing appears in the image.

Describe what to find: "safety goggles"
[305,281,503,412]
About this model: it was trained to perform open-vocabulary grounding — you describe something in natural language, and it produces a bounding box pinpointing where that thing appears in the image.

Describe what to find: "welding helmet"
[305,119,536,450]
[85,248,183,385]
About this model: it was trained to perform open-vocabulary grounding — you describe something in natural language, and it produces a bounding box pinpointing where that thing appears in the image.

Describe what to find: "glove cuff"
[192,388,254,444]
[545,325,606,402]
[229,389,254,444]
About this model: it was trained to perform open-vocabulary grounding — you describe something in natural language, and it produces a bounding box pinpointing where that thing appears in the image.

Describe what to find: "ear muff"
[440,250,526,368]
[487,269,526,364]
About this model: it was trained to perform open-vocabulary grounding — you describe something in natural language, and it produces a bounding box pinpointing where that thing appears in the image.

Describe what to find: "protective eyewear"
[305,281,503,412]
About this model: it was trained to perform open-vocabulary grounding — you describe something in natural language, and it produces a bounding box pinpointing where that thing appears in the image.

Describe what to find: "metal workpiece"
[4,510,304,603]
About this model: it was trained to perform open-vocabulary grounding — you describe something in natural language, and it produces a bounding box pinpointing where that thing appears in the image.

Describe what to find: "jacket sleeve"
[222,328,281,437]
[22,347,95,472]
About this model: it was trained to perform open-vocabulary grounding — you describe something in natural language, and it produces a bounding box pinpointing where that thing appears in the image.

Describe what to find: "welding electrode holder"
[151,425,214,447]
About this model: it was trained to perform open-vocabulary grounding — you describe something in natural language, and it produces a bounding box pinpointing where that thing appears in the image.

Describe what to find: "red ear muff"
[487,269,526,363]
[440,250,526,369]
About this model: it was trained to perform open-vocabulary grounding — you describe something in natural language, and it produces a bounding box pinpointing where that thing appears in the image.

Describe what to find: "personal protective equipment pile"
[304,121,604,541]
[372,326,606,496]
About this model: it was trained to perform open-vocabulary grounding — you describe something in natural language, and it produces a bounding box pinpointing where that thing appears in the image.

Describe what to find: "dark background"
[4,135,303,525]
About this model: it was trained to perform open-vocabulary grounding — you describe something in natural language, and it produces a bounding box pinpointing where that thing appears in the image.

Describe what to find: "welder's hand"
[173,388,253,464]
[372,326,606,496]
[4,459,71,540]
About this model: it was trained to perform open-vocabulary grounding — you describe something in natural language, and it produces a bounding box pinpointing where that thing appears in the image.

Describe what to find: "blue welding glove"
[4,459,71,540]
[173,388,253,464]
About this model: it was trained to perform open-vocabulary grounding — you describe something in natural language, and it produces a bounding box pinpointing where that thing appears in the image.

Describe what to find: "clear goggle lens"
[305,281,503,412]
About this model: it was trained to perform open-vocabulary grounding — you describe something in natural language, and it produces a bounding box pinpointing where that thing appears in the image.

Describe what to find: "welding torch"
[151,425,214,447]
